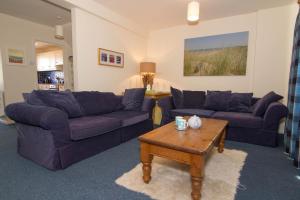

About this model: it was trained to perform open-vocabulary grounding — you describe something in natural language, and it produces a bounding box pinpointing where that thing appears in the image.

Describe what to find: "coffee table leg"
[218,129,226,153]
[140,142,153,184]
[190,155,204,200]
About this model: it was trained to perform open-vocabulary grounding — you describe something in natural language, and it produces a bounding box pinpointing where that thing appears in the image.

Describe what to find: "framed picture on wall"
[184,31,249,76]
[6,48,26,65]
[98,48,124,68]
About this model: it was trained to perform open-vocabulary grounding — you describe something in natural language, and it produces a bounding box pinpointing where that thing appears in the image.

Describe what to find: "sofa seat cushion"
[102,111,149,127]
[69,116,121,140]
[170,109,215,118]
[212,112,263,129]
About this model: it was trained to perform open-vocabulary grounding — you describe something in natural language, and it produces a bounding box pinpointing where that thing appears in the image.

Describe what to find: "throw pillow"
[182,90,206,109]
[252,91,283,116]
[122,88,146,111]
[204,91,232,111]
[34,90,83,118]
[73,91,124,116]
[23,92,46,106]
[170,87,183,109]
[227,93,253,113]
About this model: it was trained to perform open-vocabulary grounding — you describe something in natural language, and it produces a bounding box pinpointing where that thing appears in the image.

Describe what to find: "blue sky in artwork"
[184,32,249,51]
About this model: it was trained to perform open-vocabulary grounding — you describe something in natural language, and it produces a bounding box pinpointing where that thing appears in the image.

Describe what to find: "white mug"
[177,118,188,131]
[175,116,183,126]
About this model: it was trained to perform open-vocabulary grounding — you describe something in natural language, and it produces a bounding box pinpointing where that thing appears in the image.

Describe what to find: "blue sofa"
[5,90,155,170]
[158,95,288,147]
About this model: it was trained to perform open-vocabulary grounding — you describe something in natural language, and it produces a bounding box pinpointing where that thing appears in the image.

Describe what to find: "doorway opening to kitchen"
[35,41,65,91]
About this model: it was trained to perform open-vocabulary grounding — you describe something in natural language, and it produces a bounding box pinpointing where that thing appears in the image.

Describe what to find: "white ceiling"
[95,0,296,31]
[0,0,71,27]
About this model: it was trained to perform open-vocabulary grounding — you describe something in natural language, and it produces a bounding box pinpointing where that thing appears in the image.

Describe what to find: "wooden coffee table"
[138,117,228,200]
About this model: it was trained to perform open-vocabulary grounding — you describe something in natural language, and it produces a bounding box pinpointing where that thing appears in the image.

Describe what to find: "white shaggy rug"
[116,148,247,200]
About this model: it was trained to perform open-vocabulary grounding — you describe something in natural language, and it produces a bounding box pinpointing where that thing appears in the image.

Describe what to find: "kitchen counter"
[38,84,64,91]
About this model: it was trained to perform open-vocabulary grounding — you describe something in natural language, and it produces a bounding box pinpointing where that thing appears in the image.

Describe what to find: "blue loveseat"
[158,90,288,147]
[5,90,155,170]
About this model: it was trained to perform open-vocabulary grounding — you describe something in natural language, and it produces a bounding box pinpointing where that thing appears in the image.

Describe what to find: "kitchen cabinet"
[37,50,63,71]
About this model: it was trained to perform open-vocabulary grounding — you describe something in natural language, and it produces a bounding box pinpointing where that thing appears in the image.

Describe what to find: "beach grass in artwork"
[184,32,249,76]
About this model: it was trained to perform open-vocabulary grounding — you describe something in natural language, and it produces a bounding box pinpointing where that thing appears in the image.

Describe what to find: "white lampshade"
[187,0,200,22]
[55,25,64,40]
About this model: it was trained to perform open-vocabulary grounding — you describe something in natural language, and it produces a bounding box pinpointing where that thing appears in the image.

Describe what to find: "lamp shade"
[55,25,64,40]
[187,0,200,22]
[140,62,156,74]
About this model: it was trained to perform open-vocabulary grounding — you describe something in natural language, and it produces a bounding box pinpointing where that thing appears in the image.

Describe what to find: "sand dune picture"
[184,32,249,76]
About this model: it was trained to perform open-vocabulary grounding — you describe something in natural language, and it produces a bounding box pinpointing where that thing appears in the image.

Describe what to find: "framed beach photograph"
[98,48,124,68]
[6,48,26,65]
[184,31,249,76]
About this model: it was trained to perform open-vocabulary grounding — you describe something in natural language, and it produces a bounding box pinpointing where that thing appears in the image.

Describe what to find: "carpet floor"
[0,124,299,200]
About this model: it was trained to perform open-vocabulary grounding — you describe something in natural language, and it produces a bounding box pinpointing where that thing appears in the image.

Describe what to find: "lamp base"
[142,74,154,90]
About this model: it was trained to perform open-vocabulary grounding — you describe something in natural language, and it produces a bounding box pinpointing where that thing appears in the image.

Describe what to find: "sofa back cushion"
[252,91,283,116]
[23,92,46,106]
[204,91,232,111]
[33,90,83,118]
[251,97,260,106]
[227,93,253,113]
[182,90,206,109]
[73,91,123,116]
[122,88,146,111]
[170,87,183,109]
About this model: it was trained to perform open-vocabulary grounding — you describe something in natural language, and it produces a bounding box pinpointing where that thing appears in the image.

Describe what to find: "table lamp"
[140,62,156,90]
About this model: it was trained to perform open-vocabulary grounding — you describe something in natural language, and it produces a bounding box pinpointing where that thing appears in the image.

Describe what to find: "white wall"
[0,13,72,105]
[72,8,146,93]
[49,0,147,37]
[147,4,298,101]
[69,1,297,100]
[254,5,297,102]
[0,49,4,115]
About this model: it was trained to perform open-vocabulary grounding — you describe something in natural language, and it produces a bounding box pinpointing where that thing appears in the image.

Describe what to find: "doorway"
[35,41,64,91]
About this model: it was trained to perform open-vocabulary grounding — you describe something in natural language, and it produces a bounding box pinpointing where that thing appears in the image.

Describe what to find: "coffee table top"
[139,118,228,155]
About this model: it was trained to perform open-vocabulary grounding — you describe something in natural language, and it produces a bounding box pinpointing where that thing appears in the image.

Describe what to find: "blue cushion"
[69,116,121,140]
[102,111,149,127]
[73,91,123,116]
[213,112,263,129]
[23,92,46,106]
[34,90,83,118]
[170,109,215,118]
[252,91,283,116]
[204,91,232,111]
[227,93,253,113]
[122,88,146,111]
[182,90,206,109]
[170,87,183,109]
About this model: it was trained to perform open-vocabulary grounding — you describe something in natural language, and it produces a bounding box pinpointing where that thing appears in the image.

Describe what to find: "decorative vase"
[188,115,202,129]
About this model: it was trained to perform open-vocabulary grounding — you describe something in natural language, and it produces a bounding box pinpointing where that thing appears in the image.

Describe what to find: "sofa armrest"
[158,96,174,125]
[263,102,288,131]
[5,103,69,131]
[142,97,155,119]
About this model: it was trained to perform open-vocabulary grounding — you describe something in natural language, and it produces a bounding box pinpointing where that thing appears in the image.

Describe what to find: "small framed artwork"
[98,48,124,68]
[6,48,26,65]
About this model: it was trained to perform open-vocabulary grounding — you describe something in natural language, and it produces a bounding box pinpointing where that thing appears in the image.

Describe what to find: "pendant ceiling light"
[55,25,64,40]
[187,0,200,22]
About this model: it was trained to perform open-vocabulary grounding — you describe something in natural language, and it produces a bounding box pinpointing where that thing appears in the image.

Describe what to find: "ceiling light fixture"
[187,0,200,22]
[55,25,64,40]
